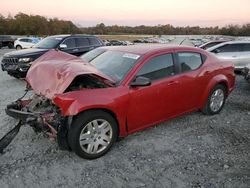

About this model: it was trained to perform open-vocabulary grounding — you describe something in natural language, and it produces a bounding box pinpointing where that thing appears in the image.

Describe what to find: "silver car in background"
[207,41,250,73]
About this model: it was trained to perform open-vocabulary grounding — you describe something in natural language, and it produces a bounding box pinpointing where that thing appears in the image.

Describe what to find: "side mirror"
[59,44,67,49]
[130,76,151,87]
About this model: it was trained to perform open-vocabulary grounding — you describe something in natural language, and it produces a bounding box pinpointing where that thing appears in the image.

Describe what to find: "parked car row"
[190,35,234,47]
[133,37,173,44]
[1,34,104,78]
[14,37,41,50]
[104,40,134,46]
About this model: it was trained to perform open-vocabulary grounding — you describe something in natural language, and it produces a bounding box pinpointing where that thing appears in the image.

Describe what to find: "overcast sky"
[1,0,250,27]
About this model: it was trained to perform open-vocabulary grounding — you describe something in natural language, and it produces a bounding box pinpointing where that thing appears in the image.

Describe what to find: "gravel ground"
[0,42,250,188]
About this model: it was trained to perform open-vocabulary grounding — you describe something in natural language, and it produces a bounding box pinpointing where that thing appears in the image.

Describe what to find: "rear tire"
[68,110,118,159]
[202,84,226,115]
[8,42,14,49]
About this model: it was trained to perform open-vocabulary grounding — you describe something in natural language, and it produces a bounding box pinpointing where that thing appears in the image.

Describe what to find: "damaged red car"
[5,45,235,159]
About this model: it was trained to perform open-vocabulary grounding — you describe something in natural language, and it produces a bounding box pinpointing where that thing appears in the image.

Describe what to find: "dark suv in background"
[0,35,16,49]
[1,34,104,78]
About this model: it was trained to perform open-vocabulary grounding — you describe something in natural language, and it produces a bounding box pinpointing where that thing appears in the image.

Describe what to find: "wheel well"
[75,108,120,137]
[217,81,229,96]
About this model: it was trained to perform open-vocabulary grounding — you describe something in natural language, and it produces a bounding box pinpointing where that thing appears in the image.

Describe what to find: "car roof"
[206,40,250,51]
[222,41,250,44]
[98,44,200,55]
[47,34,98,39]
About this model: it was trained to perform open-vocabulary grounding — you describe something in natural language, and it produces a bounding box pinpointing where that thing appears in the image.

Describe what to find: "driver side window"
[137,54,175,81]
[62,38,76,49]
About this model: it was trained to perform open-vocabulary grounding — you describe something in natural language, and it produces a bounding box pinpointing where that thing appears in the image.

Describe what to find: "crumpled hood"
[26,50,115,99]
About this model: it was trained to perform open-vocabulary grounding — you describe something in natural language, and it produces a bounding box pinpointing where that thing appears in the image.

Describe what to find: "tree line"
[0,12,250,36]
[82,23,250,36]
[0,12,81,35]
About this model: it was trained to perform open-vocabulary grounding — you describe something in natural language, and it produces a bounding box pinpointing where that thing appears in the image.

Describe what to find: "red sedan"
[5,45,235,159]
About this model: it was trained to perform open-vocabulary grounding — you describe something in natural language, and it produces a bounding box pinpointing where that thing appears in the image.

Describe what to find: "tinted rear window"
[19,39,28,42]
[89,38,101,45]
[216,44,241,53]
[241,44,250,52]
[76,38,89,47]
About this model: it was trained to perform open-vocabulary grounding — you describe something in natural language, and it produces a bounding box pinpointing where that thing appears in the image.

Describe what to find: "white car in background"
[14,37,40,50]
[207,41,250,73]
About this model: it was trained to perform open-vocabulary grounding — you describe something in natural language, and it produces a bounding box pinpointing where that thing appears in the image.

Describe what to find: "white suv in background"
[207,41,250,73]
[14,37,40,50]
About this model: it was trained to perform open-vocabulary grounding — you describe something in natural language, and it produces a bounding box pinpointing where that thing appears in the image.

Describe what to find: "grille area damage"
[1,74,111,153]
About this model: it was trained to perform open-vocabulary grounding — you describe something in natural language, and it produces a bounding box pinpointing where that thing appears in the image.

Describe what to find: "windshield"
[81,48,107,62]
[90,51,140,82]
[33,36,63,49]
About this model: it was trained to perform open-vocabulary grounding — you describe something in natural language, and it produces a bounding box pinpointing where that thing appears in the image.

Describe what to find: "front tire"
[68,110,118,159]
[202,84,226,115]
[16,45,22,50]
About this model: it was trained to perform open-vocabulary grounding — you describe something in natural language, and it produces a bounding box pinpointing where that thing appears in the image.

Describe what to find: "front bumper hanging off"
[0,98,71,153]
[5,101,58,138]
[6,102,38,122]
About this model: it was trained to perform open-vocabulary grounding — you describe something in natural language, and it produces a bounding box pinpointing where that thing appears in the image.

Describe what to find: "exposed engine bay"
[65,74,110,92]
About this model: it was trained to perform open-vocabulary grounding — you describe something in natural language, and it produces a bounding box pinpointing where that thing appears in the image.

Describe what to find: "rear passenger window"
[216,44,240,53]
[241,44,250,52]
[89,38,101,45]
[177,52,203,72]
[20,39,28,42]
[137,54,174,81]
[76,38,89,47]
[62,38,76,48]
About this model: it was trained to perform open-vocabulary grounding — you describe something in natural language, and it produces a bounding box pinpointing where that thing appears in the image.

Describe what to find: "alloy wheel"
[210,88,225,112]
[79,119,113,154]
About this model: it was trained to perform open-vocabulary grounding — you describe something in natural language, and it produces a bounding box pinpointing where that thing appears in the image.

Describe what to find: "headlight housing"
[18,58,32,63]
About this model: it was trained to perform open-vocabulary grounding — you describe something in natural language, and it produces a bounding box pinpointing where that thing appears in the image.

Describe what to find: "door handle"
[167,81,179,86]
[204,70,211,75]
[72,49,79,52]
